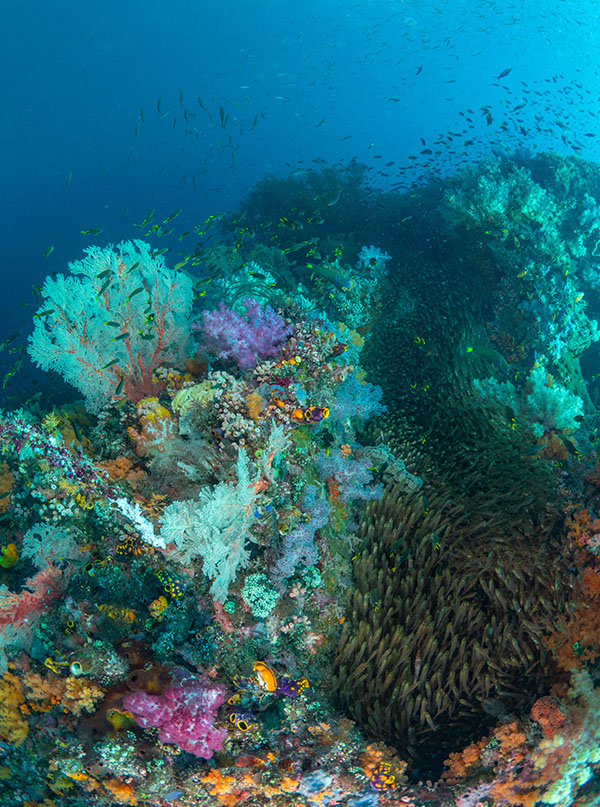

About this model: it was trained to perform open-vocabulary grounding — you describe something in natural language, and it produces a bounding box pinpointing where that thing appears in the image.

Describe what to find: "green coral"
[241,572,279,619]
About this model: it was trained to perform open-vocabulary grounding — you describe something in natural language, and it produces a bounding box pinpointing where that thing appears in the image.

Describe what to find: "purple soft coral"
[122,674,227,758]
[193,297,292,369]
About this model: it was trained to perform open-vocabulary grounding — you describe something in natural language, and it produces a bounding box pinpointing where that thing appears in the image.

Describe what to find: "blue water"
[2,0,600,397]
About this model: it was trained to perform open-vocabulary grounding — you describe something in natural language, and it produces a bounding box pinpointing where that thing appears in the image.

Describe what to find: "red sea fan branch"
[0,564,65,633]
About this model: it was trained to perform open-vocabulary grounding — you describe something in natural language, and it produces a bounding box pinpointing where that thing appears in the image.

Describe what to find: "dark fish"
[96,279,112,298]
[0,333,20,351]
[42,245,54,258]
[560,435,581,457]
[126,287,144,301]
[70,418,83,443]
[496,67,512,79]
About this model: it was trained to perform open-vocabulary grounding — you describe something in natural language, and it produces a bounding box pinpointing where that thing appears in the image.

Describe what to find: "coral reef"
[3,154,600,805]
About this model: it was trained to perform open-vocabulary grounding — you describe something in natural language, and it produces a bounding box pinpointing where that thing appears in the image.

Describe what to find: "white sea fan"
[28,240,194,414]
[21,523,82,569]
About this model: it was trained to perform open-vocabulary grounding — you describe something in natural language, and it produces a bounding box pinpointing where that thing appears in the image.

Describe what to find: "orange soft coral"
[581,565,600,598]
[545,559,600,671]
[531,696,566,738]
[444,721,528,785]
[484,673,600,807]
[97,456,146,487]
[493,720,527,753]
[444,742,483,783]
[359,744,385,779]
[102,779,137,805]
[201,768,254,806]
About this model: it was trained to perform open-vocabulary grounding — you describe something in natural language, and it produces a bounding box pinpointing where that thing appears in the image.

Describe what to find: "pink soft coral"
[122,672,227,758]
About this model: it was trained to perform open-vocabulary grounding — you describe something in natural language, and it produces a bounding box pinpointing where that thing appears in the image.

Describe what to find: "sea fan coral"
[28,240,193,413]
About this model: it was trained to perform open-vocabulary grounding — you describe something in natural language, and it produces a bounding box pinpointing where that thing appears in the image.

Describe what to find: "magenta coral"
[122,672,227,758]
[193,297,292,369]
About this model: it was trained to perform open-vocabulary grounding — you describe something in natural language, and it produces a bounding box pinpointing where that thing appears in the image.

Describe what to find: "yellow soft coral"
[0,673,29,746]
[63,676,105,715]
[127,397,176,456]
[22,671,62,701]
[246,391,264,422]
[23,672,104,716]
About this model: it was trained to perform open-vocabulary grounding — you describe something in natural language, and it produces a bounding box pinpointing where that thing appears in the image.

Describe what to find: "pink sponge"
[123,673,227,758]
